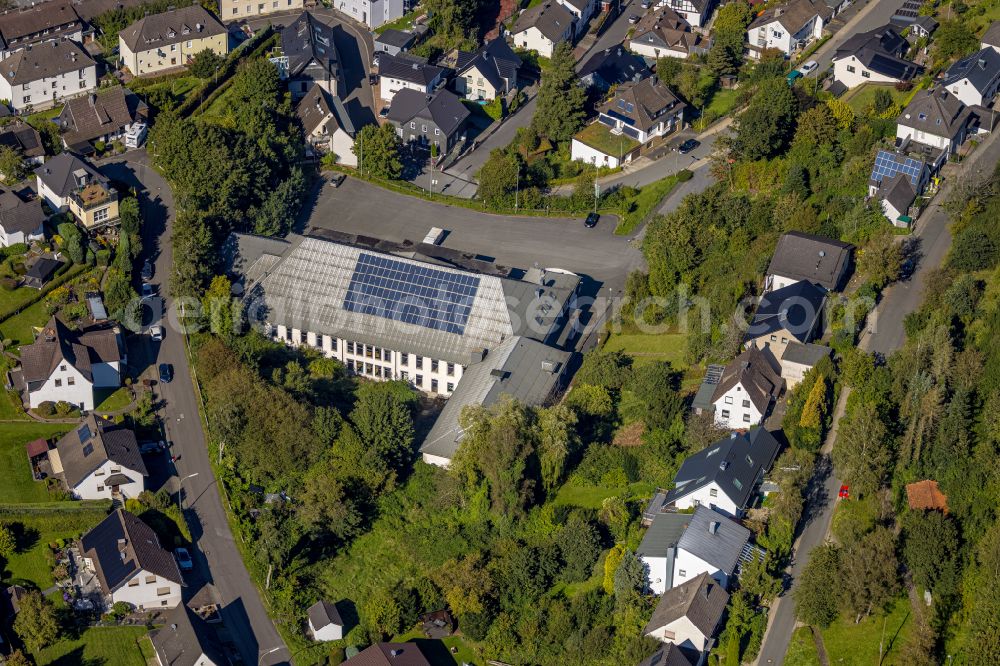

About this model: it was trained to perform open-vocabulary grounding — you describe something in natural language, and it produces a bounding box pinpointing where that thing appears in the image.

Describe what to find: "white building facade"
[0,56,98,112]
[712,382,765,430]
[334,0,405,28]
[69,459,146,501]
[747,14,823,58]
[512,24,573,58]
[669,481,741,519]
[833,55,903,88]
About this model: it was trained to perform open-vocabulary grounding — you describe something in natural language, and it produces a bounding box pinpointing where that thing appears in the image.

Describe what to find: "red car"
[838,484,850,499]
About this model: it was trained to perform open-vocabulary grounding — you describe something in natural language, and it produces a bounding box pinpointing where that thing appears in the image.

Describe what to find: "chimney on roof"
[709,521,720,535]
[88,93,95,107]
[390,649,402,657]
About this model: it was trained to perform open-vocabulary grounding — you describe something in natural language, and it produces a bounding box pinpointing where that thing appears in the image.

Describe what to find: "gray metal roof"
[375,29,416,49]
[243,235,578,366]
[665,428,781,510]
[692,364,724,413]
[983,20,1000,47]
[677,506,751,574]
[780,341,831,366]
[767,231,853,291]
[378,52,443,86]
[747,279,827,343]
[943,47,1000,95]
[419,336,571,461]
[637,512,694,558]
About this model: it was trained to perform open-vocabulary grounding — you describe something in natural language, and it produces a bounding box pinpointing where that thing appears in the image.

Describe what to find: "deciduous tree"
[831,409,893,497]
[353,124,403,180]
[13,590,60,652]
[840,526,899,620]
[794,542,841,627]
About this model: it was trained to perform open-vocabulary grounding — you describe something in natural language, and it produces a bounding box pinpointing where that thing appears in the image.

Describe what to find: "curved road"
[99,150,290,666]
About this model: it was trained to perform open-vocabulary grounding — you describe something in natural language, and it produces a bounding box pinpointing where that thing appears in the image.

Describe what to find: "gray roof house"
[33,151,110,213]
[53,414,147,494]
[378,52,445,101]
[746,279,827,348]
[57,86,148,152]
[765,231,853,292]
[644,572,729,658]
[0,38,96,104]
[660,429,782,517]
[449,37,522,101]
[0,120,44,161]
[833,25,922,84]
[910,15,938,38]
[511,0,576,57]
[942,47,1000,107]
[877,171,917,225]
[276,12,341,99]
[150,605,226,666]
[420,336,572,465]
[117,4,227,68]
[374,28,417,56]
[387,88,470,153]
[307,600,345,641]
[982,20,1000,52]
[578,45,651,92]
[636,644,695,666]
[0,1,86,57]
[710,345,783,427]
[0,189,45,247]
[896,87,976,153]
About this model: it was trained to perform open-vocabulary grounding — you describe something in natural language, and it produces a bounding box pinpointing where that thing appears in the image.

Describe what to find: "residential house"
[556,0,598,33]
[639,506,752,594]
[629,7,706,60]
[571,119,642,168]
[374,28,416,56]
[942,47,1000,107]
[307,600,344,641]
[654,0,715,29]
[23,256,61,288]
[710,346,783,430]
[57,87,149,153]
[48,414,147,500]
[511,0,575,58]
[0,2,86,60]
[118,5,227,77]
[982,20,1000,54]
[868,145,941,201]
[578,45,651,92]
[595,76,686,143]
[877,172,917,226]
[19,315,124,411]
[150,605,226,666]
[0,188,44,247]
[296,85,356,166]
[910,15,938,39]
[219,0,304,22]
[745,280,826,352]
[896,87,975,154]
[332,0,405,29]
[832,25,921,88]
[80,509,183,610]
[637,644,695,666]
[34,152,119,229]
[344,643,432,665]
[378,52,444,103]
[778,341,831,389]
[449,37,522,102]
[746,0,830,59]
[387,88,470,153]
[651,428,781,518]
[0,121,45,171]
[765,231,853,292]
[275,12,341,100]
[644,572,729,660]
[420,336,571,467]
[0,39,98,111]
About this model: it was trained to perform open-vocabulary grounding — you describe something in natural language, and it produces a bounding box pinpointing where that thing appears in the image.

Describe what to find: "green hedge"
[0,502,110,534]
[0,263,88,322]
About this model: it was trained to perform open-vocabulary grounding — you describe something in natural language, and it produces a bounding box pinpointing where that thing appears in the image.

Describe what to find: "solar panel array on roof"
[870,149,924,186]
[82,442,94,457]
[79,424,92,443]
[343,252,481,335]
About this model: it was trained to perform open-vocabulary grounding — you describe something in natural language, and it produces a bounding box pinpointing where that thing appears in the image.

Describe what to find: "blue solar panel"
[598,114,615,127]
[79,424,92,444]
[870,149,925,187]
[343,253,480,335]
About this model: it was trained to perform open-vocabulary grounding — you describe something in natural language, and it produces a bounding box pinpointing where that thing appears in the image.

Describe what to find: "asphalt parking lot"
[299,177,646,296]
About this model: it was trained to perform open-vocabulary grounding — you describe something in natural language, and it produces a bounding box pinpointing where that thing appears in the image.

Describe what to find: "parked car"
[174,547,193,571]
[159,363,173,384]
[141,260,153,282]
[372,53,381,67]
[141,283,154,299]
[678,138,700,154]
[329,173,346,188]
[379,106,390,119]
[584,212,600,228]
[139,441,165,454]
[641,0,651,7]
[628,14,640,23]
[839,484,850,499]
[786,69,803,85]
[149,325,164,342]
[799,60,819,75]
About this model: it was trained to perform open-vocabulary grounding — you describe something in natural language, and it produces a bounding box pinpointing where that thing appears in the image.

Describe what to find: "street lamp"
[178,472,200,515]
[258,646,285,665]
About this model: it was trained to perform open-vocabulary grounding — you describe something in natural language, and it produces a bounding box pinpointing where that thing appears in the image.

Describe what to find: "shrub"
[94,140,106,153]
[677,168,693,182]
[36,401,56,417]
[0,277,17,291]
[54,401,74,416]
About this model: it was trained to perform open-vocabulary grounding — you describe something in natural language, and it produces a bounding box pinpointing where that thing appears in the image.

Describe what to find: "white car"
[799,60,819,75]
[150,325,163,342]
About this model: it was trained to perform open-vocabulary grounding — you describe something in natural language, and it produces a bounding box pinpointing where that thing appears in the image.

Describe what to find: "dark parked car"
[379,107,390,118]
[159,363,173,384]
[329,173,346,188]
[678,139,700,154]
[141,260,153,282]
[584,212,600,228]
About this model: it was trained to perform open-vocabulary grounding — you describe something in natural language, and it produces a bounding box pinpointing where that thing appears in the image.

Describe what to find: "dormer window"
[918,112,927,121]
[167,30,176,38]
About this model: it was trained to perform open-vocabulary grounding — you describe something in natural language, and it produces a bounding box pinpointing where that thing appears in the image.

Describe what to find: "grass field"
[94,386,133,413]
[692,88,740,131]
[0,422,71,503]
[842,83,910,114]
[0,387,28,420]
[0,299,51,347]
[0,284,48,318]
[603,332,688,368]
[390,630,480,665]
[614,175,680,235]
[785,599,913,666]
[33,626,150,666]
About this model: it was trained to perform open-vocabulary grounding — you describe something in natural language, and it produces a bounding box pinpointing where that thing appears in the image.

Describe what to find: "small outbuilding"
[906,479,948,513]
[307,600,344,642]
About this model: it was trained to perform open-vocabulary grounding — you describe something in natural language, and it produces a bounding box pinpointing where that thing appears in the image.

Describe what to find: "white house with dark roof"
[746,0,830,58]
[150,605,226,666]
[578,46,651,93]
[629,7,705,60]
[378,52,445,103]
[332,0,404,29]
[637,644,696,666]
[877,172,917,226]
[942,47,1000,108]
[34,152,119,229]
[118,5,228,77]
[57,87,148,152]
[595,76,686,144]
[511,0,575,58]
[556,0,598,32]
[652,428,781,519]
[387,88,470,153]
[832,25,921,88]
[19,316,124,411]
[0,120,44,170]
[765,231,853,292]
[273,12,341,100]
[307,600,344,641]
[296,85,356,166]
[0,2,86,60]
[80,509,184,610]
[0,38,97,111]
[896,87,975,154]
[639,506,752,594]
[374,28,416,56]
[710,346,782,429]
[449,37,522,102]
[644,572,729,657]
[655,0,715,29]
[910,15,938,39]
[0,189,44,247]
[746,280,826,352]
[982,20,1000,54]
[48,414,147,500]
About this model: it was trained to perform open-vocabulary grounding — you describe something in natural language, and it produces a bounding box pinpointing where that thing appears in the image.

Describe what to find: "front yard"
[842,83,911,115]
[574,122,640,160]
[602,331,688,368]
[32,626,153,666]
[0,422,72,503]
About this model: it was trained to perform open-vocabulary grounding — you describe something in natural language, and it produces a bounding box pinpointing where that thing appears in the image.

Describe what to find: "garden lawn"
[94,386,133,413]
[32,626,150,666]
[0,299,52,347]
[0,422,71,503]
[614,174,680,235]
[0,284,45,318]
[574,122,640,160]
[2,505,109,588]
[786,600,913,665]
[390,631,480,665]
[693,88,740,131]
[843,83,910,114]
[602,332,687,368]
[783,626,820,666]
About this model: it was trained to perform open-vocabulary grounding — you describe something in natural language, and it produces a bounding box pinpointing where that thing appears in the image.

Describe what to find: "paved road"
[437,0,647,196]
[99,151,290,666]
[753,128,1000,666]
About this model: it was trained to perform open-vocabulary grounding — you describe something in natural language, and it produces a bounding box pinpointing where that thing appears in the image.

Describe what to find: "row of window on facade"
[53,377,76,387]
[278,326,457,374]
[347,359,455,392]
[719,409,753,423]
[236,0,296,13]
[845,65,872,78]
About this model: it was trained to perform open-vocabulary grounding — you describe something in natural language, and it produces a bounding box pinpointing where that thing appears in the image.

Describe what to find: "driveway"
[99,151,290,666]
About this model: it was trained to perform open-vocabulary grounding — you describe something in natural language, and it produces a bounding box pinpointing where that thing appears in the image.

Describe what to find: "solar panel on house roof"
[79,424,92,443]
[342,253,481,335]
[870,150,924,186]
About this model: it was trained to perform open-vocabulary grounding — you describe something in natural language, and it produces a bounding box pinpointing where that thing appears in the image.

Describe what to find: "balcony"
[70,182,114,212]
